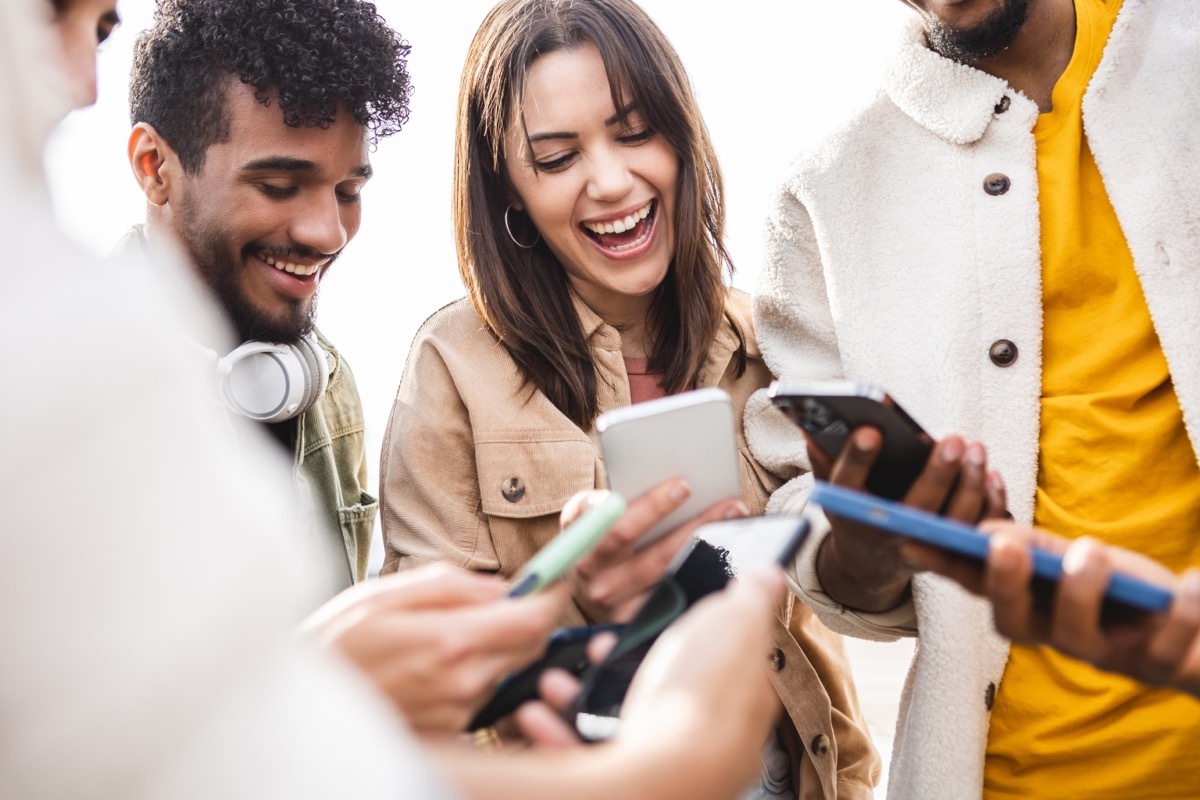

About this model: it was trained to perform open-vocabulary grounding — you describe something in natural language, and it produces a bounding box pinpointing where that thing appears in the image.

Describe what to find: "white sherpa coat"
[744,1,1200,797]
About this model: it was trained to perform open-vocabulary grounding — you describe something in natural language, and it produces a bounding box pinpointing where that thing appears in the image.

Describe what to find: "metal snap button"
[810,734,831,756]
[989,340,1018,367]
[501,477,525,503]
[768,648,786,671]
[985,681,997,711]
[994,95,1011,114]
[983,173,1011,196]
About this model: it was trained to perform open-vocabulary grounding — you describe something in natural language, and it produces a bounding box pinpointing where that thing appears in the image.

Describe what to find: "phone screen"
[568,515,809,741]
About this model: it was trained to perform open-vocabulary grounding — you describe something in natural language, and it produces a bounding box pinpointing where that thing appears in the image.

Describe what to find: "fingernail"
[965,443,986,467]
[1182,571,1200,601]
[990,538,1020,574]
[1062,538,1097,575]
[668,481,690,503]
[853,428,877,452]
[724,502,749,520]
[988,471,1005,492]
[940,437,964,463]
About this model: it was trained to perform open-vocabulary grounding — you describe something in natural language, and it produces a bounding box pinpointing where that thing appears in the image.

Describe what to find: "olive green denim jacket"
[297,331,378,593]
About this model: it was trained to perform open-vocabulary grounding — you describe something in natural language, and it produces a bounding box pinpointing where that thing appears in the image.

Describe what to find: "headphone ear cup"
[293,332,331,414]
[213,336,331,423]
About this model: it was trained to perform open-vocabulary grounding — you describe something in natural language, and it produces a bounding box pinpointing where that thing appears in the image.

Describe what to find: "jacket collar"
[570,286,745,379]
[883,19,1038,144]
[570,289,622,352]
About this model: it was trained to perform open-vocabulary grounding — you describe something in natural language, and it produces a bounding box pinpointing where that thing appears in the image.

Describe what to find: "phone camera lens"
[801,399,835,432]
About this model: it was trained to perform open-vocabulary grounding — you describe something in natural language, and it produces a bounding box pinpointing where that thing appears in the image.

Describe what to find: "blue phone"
[809,481,1173,618]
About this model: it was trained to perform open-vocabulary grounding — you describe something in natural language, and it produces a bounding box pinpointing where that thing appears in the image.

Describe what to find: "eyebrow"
[241,157,373,180]
[526,103,639,145]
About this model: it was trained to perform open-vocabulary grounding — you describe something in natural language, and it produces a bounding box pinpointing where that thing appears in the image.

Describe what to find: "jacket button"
[810,734,831,756]
[989,340,1018,367]
[994,95,1011,114]
[985,681,997,711]
[768,648,786,671]
[983,173,1011,195]
[501,477,525,502]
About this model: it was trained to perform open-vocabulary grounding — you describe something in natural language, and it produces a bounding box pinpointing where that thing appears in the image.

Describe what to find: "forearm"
[435,739,745,800]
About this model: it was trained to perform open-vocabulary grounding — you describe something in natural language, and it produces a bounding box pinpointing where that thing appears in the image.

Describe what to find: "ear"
[127,123,176,207]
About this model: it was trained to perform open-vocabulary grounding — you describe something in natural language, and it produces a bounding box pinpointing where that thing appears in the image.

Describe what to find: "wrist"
[816,531,911,613]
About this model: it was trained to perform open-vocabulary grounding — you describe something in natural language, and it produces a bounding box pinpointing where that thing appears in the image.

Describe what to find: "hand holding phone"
[597,388,742,548]
[770,380,1006,614]
[567,515,811,741]
[809,482,1172,624]
[978,525,1200,698]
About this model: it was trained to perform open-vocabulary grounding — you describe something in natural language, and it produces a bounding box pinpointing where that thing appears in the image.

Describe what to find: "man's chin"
[925,0,1029,63]
[229,302,316,345]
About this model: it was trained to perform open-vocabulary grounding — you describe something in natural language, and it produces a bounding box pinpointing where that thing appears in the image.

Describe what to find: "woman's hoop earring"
[504,205,541,249]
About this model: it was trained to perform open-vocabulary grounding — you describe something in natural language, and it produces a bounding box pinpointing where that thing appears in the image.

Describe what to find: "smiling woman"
[377,0,880,797]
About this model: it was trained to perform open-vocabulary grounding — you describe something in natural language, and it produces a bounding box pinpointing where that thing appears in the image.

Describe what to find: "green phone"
[506,492,627,597]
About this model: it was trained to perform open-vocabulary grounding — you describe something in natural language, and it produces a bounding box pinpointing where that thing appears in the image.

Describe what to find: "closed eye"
[618,128,655,145]
[533,152,577,172]
[258,184,297,200]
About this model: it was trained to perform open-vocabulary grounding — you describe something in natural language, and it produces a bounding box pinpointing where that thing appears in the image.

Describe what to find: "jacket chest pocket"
[475,438,599,576]
[476,438,599,519]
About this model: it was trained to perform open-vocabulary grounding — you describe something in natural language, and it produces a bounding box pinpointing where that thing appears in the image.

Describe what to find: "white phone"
[596,387,742,548]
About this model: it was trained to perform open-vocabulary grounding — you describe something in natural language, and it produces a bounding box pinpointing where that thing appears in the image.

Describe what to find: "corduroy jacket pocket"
[475,437,597,519]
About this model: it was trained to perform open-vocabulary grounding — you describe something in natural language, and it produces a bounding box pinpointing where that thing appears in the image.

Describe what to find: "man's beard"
[176,210,320,345]
[924,0,1030,64]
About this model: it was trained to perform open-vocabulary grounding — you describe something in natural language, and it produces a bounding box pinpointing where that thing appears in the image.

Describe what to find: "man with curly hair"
[123,0,413,595]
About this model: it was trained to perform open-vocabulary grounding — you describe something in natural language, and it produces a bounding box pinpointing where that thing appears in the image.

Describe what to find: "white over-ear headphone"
[201,331,331,423]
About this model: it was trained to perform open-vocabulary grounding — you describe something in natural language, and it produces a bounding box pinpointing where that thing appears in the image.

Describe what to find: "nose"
[290,192,351,256]
[585,146,635,203]
[60,29,99,109]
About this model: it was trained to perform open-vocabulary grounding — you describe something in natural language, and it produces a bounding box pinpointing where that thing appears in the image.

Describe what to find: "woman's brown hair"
[454,0,744,428]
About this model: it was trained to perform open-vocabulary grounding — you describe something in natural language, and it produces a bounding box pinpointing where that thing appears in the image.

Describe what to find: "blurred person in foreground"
[48,0,120,108]
[745,0,1200,796]
[3,3,788,797]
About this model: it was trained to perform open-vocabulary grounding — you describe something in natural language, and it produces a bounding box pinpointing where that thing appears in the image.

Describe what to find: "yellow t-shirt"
[983,0,1200,796]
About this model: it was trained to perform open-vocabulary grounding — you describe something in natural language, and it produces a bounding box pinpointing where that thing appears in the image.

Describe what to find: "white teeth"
[262,254,322,277]
[583,201,652,235]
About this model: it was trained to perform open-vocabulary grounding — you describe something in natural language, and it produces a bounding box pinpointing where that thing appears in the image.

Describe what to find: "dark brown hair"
[454,0,743,428]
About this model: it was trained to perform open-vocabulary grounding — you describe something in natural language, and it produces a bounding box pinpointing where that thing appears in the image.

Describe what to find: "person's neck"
[970,0,1077,113]
[572,285,654,359]
[614,314,650,360]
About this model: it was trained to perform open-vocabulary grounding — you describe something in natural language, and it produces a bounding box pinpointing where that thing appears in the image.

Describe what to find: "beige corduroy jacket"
[380,289,879,799]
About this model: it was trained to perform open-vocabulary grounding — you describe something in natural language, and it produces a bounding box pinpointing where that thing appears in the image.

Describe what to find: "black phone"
[567,515,811,742]
[769,380,934,500]
[466,623,625,731]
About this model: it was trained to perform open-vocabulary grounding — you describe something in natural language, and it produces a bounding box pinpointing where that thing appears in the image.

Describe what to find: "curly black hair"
[129,0,412,172]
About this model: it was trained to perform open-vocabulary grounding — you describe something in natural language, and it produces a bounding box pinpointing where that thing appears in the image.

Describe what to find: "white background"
[46,1,916,790]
